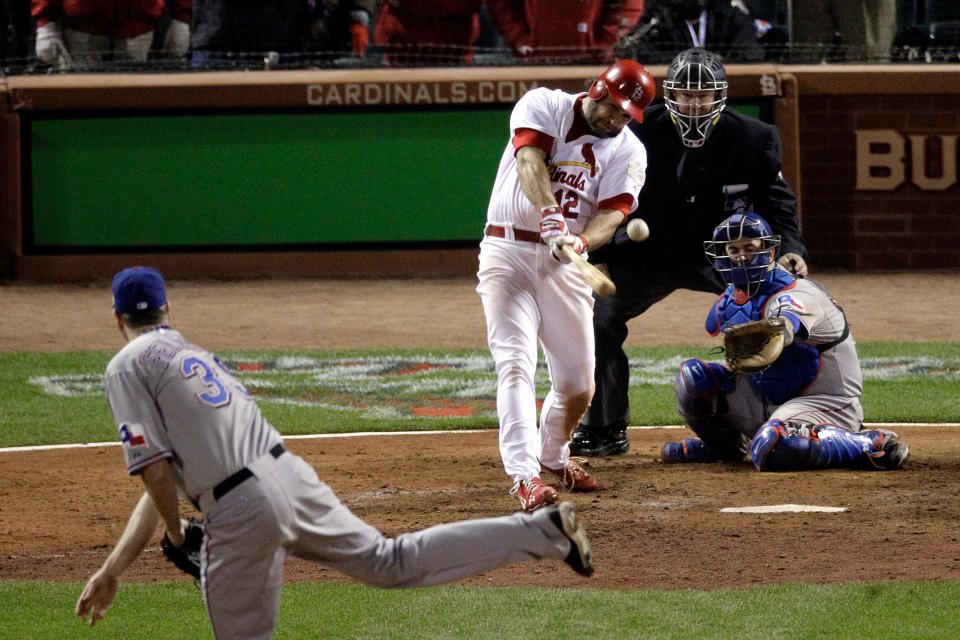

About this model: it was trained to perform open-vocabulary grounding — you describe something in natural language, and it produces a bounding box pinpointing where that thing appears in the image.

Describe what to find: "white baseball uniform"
[477,87,647,482]
[106,327,579,639]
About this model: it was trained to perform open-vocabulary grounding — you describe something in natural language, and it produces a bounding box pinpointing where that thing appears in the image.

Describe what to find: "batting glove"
[539,205,568,243]
[35,22,70,65]
[549,234,587,263]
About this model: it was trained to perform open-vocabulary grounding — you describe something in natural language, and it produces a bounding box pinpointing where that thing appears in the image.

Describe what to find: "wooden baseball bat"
[561,244,616,298]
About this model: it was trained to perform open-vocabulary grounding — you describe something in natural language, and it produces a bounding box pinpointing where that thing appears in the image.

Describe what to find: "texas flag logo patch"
[120,423,147,447]
[777,294,804,311]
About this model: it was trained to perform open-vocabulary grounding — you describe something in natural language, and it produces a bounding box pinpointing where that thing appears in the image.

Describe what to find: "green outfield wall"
[28,108,509,248]
[26,103,760,250]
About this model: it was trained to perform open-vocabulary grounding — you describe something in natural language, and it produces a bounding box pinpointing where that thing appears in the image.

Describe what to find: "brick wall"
[798,93,960,269]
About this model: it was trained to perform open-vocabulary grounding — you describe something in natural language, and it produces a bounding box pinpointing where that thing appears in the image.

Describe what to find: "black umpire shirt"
[594,103,807,274]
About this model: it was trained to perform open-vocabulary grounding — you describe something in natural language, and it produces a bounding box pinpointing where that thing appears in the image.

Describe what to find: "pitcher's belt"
[213,443,285,500]
[484,224,542,244]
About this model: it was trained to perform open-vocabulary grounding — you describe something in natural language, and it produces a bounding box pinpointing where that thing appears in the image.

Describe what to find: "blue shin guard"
[750,421,907,471]
[673,359,741,461]
[674,359,735,422]
[749,420,817,470]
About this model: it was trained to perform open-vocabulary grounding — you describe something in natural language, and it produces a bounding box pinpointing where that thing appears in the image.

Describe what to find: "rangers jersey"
[707,266,862,405]
[105,327,282,503]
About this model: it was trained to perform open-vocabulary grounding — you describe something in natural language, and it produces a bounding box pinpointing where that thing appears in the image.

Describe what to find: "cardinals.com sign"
[306,80,541,106]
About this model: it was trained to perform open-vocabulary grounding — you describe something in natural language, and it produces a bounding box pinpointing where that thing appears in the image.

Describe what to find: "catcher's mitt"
[721,316,789,374]
[161,517,204,579]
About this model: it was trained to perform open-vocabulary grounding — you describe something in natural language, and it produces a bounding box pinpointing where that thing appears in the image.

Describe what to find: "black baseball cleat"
[860,429,909,470]
[546,502,594,577]
[876,430,910,470]
[569,423,629,457]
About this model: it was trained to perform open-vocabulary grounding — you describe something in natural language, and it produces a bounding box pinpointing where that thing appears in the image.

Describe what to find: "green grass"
[4,580,959,639]
[3,343,960,638]
[864,379,960,422]
[2,342,958,447]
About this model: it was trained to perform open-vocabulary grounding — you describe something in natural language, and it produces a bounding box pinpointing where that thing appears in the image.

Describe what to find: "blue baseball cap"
[112,266,167,313]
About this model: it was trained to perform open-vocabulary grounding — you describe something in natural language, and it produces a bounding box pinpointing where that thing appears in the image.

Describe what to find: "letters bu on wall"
[855,129,959,191]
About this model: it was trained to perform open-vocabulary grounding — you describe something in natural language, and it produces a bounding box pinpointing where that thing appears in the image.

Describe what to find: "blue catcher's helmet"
[704,212,781,296]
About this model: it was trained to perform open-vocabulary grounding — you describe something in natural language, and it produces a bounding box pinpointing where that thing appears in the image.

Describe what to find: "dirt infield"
[4,271,958,352]
[1,272,959,589]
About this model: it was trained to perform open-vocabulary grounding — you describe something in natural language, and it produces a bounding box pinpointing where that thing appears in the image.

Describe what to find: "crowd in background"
[2,0,960,73]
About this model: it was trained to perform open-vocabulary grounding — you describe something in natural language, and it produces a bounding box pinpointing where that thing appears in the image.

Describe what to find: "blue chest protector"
[709,270,821,405]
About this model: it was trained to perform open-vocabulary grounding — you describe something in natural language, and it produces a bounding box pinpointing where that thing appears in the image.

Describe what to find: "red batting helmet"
[588,59,656,123]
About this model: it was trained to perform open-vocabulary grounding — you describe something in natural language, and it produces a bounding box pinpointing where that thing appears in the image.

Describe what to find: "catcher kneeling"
[661,212,908,471]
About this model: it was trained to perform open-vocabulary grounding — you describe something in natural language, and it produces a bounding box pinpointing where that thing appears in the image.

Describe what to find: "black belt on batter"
[484,224,543,244]
[213,443,285,500]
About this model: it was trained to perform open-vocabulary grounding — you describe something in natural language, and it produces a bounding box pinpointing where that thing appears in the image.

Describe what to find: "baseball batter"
[661,213,909,471]
[76,266,595,639]
[476,60,654,510]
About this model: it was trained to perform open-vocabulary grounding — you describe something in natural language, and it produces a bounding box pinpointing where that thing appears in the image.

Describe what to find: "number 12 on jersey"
[554,189,580,218]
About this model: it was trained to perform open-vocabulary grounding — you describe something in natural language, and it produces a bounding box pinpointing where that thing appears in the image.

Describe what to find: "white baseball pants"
[476,235,596,481]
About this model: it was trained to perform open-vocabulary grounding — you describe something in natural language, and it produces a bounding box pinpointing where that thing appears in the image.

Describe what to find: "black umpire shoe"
[569,422,630,457]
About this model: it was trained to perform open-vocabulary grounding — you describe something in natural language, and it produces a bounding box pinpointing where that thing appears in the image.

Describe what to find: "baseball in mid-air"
[626,218,649,242]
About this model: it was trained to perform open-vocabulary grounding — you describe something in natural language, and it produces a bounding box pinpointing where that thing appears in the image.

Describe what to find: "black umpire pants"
[580,260,725,431]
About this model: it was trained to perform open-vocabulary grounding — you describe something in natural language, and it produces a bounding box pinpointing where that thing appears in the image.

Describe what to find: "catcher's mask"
[705,212,780,296]
[664,48,727,148]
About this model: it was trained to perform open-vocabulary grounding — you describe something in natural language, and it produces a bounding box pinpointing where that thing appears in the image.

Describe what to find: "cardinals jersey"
[486,87,647,235]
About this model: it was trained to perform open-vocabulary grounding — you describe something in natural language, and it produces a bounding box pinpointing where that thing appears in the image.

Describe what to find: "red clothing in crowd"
[487,0,644,62]
[31,0,192,40]
[373,0,483,65]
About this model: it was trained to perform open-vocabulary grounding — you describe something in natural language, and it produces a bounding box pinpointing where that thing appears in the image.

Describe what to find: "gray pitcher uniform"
[106,327,577,640]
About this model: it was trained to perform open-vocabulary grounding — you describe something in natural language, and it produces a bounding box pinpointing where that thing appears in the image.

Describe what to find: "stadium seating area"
[2,1,959,75]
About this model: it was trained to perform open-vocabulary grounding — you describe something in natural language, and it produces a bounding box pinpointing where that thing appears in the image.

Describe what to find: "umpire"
[571,47,809,457]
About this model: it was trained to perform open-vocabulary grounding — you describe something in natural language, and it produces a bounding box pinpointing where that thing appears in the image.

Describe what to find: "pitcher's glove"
[721,317,789,374]
[161,517,204,579]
